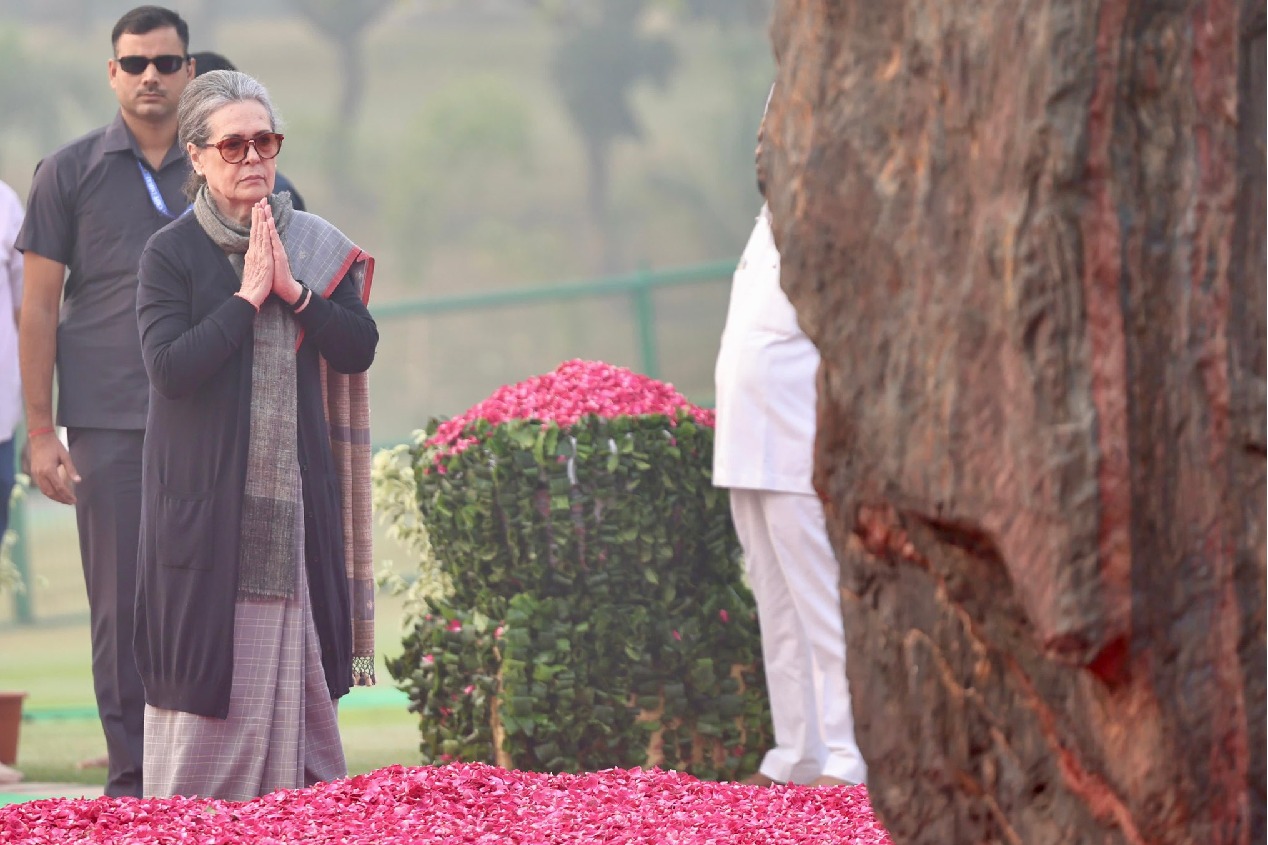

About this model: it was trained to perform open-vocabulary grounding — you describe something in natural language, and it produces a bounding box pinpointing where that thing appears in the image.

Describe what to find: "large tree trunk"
[761,1,1265,843]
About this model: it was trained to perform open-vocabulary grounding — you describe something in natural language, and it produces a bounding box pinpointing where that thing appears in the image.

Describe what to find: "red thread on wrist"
[27,426,55,439]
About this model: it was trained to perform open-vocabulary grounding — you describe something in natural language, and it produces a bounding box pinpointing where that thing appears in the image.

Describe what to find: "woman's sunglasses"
[116,54,188,75]
[200,133,285,164]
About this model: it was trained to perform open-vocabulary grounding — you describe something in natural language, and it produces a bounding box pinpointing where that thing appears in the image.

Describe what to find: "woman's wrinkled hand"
[238,198,274,308]
[264,210,304,306]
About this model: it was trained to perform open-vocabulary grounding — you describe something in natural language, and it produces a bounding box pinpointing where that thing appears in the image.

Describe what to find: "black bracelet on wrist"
[291,281,313,313]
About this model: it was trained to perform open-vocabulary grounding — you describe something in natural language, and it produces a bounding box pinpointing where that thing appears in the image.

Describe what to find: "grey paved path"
[0,781,105,806]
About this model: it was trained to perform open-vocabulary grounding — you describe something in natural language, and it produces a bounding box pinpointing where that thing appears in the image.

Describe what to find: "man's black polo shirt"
[16,111,190,430]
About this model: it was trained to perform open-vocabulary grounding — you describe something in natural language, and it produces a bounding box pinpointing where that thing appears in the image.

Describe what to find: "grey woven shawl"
[194,187,299,600]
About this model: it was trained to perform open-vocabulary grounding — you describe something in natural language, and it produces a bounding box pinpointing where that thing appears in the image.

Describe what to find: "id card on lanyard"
[136,159,190,219]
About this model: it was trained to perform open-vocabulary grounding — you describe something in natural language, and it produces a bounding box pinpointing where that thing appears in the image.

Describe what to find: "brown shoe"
[75,754,110,770]
[808,775,855,788]
[0,763,22,785]
[740,772,783,787]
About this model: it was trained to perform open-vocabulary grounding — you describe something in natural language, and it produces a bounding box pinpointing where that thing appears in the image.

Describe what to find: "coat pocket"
[155,487,217,571]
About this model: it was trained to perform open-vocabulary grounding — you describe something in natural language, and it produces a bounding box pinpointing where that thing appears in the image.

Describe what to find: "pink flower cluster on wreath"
[426,359,715,462]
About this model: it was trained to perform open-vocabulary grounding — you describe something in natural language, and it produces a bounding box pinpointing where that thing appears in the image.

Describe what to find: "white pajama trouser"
[730,488,867,785]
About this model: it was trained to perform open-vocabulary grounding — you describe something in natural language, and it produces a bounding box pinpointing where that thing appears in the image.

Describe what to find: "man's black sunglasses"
[117,54,188,75]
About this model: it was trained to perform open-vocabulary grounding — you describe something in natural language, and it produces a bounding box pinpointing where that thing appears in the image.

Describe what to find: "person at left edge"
[14,5,195,799]
[0,179,22,558]
[0,183,18,791]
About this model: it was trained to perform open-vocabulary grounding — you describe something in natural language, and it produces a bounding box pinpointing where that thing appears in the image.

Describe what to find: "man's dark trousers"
[69,427,145,798]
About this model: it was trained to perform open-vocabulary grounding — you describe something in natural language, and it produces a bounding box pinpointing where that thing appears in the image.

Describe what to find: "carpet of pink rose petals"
[1,764,893,844]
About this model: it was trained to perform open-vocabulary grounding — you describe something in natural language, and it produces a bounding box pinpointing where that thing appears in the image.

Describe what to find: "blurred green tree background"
[0,0,775,442]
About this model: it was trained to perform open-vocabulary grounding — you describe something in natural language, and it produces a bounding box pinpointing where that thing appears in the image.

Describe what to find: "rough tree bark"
[761,1,1265,843]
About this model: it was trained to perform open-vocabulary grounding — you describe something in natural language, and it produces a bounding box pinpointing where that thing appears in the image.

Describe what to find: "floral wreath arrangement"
[376,360,771,779]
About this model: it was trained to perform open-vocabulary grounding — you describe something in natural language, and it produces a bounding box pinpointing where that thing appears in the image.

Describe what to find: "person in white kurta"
[713,203,867,787]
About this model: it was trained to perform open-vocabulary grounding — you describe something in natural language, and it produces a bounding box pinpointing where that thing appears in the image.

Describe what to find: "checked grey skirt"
[142,514,346,800]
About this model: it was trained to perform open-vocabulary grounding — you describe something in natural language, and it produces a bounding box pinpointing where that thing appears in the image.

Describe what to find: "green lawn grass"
[7,637,423,788]
[0,499,426,786]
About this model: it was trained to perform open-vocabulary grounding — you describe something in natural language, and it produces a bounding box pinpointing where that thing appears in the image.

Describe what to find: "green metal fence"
[371,260,736,381]
[4,260,737,625]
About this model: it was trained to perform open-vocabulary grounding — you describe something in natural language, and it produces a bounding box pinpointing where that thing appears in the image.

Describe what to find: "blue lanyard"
[136,159,190,219]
